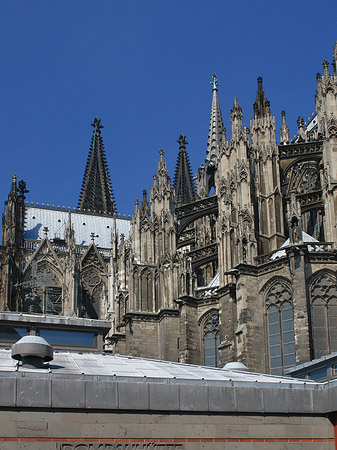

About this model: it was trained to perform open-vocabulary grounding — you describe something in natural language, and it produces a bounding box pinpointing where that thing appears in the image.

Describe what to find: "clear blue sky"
[0,1,336,216]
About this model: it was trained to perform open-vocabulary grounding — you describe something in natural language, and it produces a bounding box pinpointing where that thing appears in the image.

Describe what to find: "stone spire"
[280,111,290,145]
[253,77,271,118]
[140,190,150,217]
[230,97,243,138]
[78,117,116,214]
[173,134,196,205]
[9,174,17,200]
[206,73,224,163]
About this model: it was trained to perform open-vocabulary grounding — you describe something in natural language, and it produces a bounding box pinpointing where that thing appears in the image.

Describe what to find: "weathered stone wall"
[178,304,199,364]
[124,319,160,359]
[159,315,180,362]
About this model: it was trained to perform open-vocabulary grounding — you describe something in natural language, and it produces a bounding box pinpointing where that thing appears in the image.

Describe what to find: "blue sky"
[0,1,336,216]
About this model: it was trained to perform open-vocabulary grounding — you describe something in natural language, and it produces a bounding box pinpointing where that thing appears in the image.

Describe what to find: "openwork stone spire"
[206,73,224,163]
[173,134,196,205]
[78,117,116,214]
[253,77,271,118]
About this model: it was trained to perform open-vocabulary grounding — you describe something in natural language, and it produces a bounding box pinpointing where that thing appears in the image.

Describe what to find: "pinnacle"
[253,77,271,118]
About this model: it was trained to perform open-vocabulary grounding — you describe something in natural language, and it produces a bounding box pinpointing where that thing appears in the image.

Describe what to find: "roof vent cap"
[223,361,250,372]
[11,335,53,369]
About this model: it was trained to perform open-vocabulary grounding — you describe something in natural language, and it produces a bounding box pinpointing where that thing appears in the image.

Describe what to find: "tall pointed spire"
[78,117,116,214]
[206,73,224,163]
[253,77,271,118]
[173,134,196,205]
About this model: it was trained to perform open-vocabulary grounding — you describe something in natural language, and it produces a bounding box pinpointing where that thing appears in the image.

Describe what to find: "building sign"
[56,444,184,450]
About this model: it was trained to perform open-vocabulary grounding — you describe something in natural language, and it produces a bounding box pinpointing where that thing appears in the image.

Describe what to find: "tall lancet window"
[310,272,337,358]
[265,280,296,375]
[203,311,220,367]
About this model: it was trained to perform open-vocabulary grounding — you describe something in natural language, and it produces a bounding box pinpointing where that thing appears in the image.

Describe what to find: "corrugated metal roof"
[24,206,131,247]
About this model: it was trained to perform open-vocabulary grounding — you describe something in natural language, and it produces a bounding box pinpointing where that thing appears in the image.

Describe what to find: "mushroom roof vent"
[11,335,53,368]
[223,361,250,372]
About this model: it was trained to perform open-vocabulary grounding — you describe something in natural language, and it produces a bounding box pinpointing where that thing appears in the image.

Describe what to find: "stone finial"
[322,59,330,78]
[297,116,305,129]
[18,180,29,197]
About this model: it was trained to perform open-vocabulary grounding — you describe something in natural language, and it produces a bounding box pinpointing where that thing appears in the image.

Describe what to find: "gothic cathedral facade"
[1,42,337,375]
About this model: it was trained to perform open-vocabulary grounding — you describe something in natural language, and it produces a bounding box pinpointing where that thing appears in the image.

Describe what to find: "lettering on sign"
[56,444,184,450]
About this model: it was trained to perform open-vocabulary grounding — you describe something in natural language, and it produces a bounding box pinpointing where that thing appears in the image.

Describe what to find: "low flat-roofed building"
[0,344,337,449]
[0,312,111,352]
[286,352,337,382]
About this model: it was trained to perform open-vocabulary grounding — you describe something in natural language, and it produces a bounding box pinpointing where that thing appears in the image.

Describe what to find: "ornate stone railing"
[279,140,323,159]
[22,239,111,259]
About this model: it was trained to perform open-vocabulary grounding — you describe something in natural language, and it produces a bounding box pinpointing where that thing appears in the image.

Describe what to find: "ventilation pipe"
[11,335,53,369]
[223,361,250,372]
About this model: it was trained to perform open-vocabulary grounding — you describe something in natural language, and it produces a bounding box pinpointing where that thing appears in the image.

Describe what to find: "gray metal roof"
[285,352,337,374]
[24,206,131,247]
[0,349,319,385]
[1,349,336,414]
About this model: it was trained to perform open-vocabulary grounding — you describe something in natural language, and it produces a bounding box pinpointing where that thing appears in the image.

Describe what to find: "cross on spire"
[211,73,219,90]
[90,232,99,242]
[91,116,104,132]
[177,133,188,149]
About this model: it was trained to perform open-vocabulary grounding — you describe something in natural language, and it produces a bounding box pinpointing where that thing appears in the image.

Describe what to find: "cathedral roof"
[78,117,116,215]
[24,205,130,248]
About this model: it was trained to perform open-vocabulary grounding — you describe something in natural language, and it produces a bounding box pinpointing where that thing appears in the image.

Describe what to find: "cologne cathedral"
[1,42,337,375]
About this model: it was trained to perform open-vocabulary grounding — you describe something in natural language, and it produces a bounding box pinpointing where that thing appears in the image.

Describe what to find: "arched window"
[265,281,295,375]
[24,264,62,315]
[203,312,220,367]
[310,273,337,358]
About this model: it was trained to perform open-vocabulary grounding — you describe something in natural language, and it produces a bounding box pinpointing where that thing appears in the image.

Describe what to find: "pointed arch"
[199,309,220,367]
[23,260,63,315]
[308,270,337,358]
[261,277,295,375]
[139,267,154,312]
